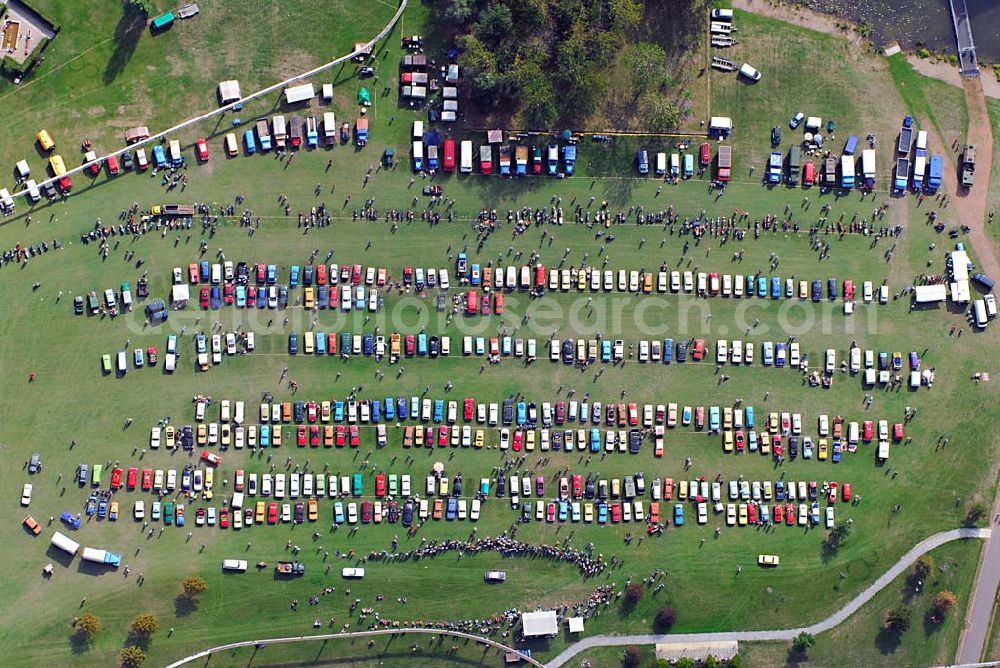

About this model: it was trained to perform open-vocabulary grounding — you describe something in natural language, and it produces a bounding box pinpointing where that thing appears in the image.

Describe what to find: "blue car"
[371,400,381,423]
[316,332,327,355]
[776,342,786,367]
[446,498,458,520]
[775,480,785,500]
[662,339,673,364]
[397,397,408,420]
[417,333,427,356]
[384,399,395,421]
[757,276,768,297]
[434,400,444,423]
[266,264,277,284]
[200,260,210,282]
[590,429,601,452]
[598,502,608,523]
[517,402,527,425]
[235,285,246,308]
[260,425,271,446]
[745,406,755,429]
[256,286,266,308]
[341,332,351,353]
[601,340,611,361]
[676,341,687,362]
[363,334,373,356]
[709,406,720,432]
[674,504,684,526]
[770,276,781,299]
[210,286,222,309]
[288,332,298,354]
[61,511,81,529]
[334,502,345,524]
[290,265,300,287]
[318,285,328,308]
[334,402,344,421]
[244,129,256,154]
[558,501,569,522]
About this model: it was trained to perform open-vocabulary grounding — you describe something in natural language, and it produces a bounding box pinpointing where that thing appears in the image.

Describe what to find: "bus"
[37,129,55,151]
[49,154,66,176]
[443,139,456,173]
[225,132,238,157]
[460,140,473,173]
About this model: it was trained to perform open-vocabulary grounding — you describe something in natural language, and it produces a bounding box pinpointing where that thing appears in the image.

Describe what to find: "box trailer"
[50,531,80,556]
[272,115,287,148]
[256,119,272,151]
[861,149,876,189]
[323,112,336,144]
[81,547,122,568]
[25,179,40,202]
[284,83,315,105]
[716,146,732,181]
[460,141,473,173]
[926,155,943,193]
[840,155,855,189]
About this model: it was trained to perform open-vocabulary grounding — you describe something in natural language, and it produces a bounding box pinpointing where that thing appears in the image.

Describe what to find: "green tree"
[675,658,696,668]
[885,606,912,634]
[459,35,501,103]
[608,0,642,33]
[127,0,152,14]
[792,631,815,656]
[623,646,642,666]
[120,645,146,667]
[913,555,935,580]
[475,4,514,44]
[639,92,680,131]
[129,613,159,638]
[965,502,988,527]
[624,42,669,94]
[181,575,208,598]
[513,58,558,128]
[654,605,677,630]
[76,612,102,637]
[507,0,548,32]
[444,0,478,26]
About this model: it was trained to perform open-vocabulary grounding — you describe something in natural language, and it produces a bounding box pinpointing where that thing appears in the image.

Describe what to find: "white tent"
[913,284,947,303]
[171,284,190,306]
[567,617,585,633]
[805,116,823,130]
[285,83,315,104]
[951,250,970,282]
[950,280,970,303]
[521,610,558,637]
[217,80,242,104]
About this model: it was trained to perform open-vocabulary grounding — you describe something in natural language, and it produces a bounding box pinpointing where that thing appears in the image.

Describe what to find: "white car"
[150,427,161,449]
[134,500,145,520]
[20,483,32,506]
[985,294,997,318]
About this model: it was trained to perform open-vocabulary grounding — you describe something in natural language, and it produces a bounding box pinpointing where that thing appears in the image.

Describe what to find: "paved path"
[547,528,989,668]
[955,75,1000,668]
[164,627,543,668]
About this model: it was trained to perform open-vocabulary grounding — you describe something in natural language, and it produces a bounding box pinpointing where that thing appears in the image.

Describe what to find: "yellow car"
[272,425,282,446]
[308,498,318,521]
[738,504,748,525]
[723,430,733,452]
[304,287,315,309]
[584,503,594,522]
[221,424,231,447]
[678,479,688,501]
[818,438,829,460]
[525,430,535,451]
[165,425,176,448]
[109,501,119,521]
[474,429,484,448]
[197,424,207,446]
[321,401,331,422]
[769,412,779,433]
[255,502,266,523]
[758,554,780,567]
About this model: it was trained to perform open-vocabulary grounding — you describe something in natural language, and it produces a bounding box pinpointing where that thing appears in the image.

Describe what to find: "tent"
[217,80,242,104]
[950,280,970,303]
[521,610,558,637]
[171,284,190,306]
[357,88,371,105]
[913,284,946,303]
[486,129,502,144]
[567,617,585,633]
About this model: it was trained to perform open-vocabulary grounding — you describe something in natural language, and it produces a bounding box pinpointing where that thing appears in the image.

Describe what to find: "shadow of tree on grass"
[103,3,147,85]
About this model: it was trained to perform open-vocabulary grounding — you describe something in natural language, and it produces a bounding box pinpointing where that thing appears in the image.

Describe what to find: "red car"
[494,293,504,314]
[708,272,720,295]
[844,280,855,301]
[297,425,307,446]
[695,406,705,430]
[772,435,783,458]
[147,347,157,365]
[201,450,222,466]
[893,423,904,441]
[224,283,234,304]
[464,398,474,421]
[195,138,209,162]
[747,503,757,524]
[405,335,415,356]
[307,402,318,423]
[784,503,795,525]
[842,483,852,502]
[628,403,638,426]
[773,503,783,523]
[336,425,346,447]
[376,474,386,497]
[438,426,448,446]
[220,508,230,528]
[572,475,582,498]
[735,430,745,451]
[361,501,373,523]
[189,263,200,284]
[863,420,873,442]
[248,285,257,303]
[110,467,123,490]
[480,292,491,315]
[268,502,278,524]
[141,468,152,491]
[309,426,320,447]
[200,286,210,308]
[546,502,556,522]
[126,468,138,490]
[256,264,266,284]
[692,339,705,361]
[512,430,523,451]
[351,264,362,284]
[610,503,622,523]
[828,482,839,504]
[349,425,360,447]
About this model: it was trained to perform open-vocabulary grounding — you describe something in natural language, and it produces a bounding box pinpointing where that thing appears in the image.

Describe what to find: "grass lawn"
[886,54,969,157]
[985,97,1000,249]
[739,538,983,667]
[0,4,996,668]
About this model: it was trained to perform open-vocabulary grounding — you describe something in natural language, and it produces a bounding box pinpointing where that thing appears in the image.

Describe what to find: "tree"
[623,646,642,666]
[965,502,988,527]
[624,42,669,94]
[76,612,102,637]
[638,92,681,132]
[704,654,720,668]
[932,590,957,617]
[120,645,146,667]
[512,57,558,129]
[791,631,815,657]
[825,519,852,552]
[624,582,643,604]
[675,658,696,668]
[127,0,152,14]
[729,654,744,668]
[129,613,159,638]
[608,0,642,33]
[444,0,477,26]
[653,605,677,630]
[181,575,208,598]
[913,555,935,581]
[474,4,514,45]
[885,606,912,634]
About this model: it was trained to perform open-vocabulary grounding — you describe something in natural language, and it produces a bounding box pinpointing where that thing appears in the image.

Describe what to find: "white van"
[116,351,127,374]
[25,179,40,203]
[973,299,988,329]
[412,121,424,140]
[222,559,248,572]
[712,8,734,20]
[460,140,473,173]
[739,63,761,82]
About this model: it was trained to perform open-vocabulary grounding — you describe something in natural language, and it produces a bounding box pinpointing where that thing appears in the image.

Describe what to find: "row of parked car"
[178,260,405,290]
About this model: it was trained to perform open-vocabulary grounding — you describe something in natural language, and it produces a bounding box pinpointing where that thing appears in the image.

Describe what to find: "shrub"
[913,555,935,580]
[623,646,642,666]
[654,605,677,630]
[181,575,208,598]
[885,606,912,634]
[917,48,930,59]
[76,612,102,637]
[932,590,957,618]
[965,502,988,527]
[129,613,159,638]
[120,645,146,667]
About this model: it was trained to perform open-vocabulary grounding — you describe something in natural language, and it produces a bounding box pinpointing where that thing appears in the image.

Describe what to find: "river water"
[794,0,1000,62]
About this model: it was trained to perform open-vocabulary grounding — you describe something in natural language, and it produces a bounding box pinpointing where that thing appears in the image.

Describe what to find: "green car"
[352,473,363,496]
[101,354,112,374]
[164,501,174,524]
[388,474,398,496]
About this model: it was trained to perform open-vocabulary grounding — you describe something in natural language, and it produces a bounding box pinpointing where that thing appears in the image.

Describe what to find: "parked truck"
[355,118,368,146]
[272,115,287,149]
[716,145,732,182]
[787,146,801,184]
[911,151,926,191]
[276,560,305,576]
[151,204,195,216]
[926,155,943,193]
[861,149,876,190]
[897,117,913,153]
[893,157,909,192]
[961,144,976,187]
[840,155,855,189]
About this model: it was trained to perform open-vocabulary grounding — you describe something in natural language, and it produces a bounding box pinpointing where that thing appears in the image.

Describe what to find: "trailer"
[323,112,336,145]
[716,145,732,181]
[499,145,512,176]
[897,122,913,154]
[840,155,855,189]
[515,145,528,176]
[50,531,80,556]
[926,155,943,193]
[151,204,196,216]
[460,140,473,173]
[894,157,909,191]
[711,57,735,71]
[272,115,287,148]
[81,547,122,568]
[479,145,493,174]
[284,83,315,105]
[276,560,305,576]
[256,118,272,151]
[911,153,926,191]
[823,157,837,187]
[861,149,876,190]
[355,118,368,146]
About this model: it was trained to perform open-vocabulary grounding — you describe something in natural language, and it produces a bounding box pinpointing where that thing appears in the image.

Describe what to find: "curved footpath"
[164,627,544,668]
[547,528,990,668]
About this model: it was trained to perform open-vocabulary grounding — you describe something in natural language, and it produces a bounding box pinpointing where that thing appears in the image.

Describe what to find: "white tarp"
[171,284,190,305]
[567,617,585,633]
[285,83,315,104]
[521,610,558,637]
[913,284,946,303]
[951,280,970,303]
[217,80,242,104]
[952,250,970,282]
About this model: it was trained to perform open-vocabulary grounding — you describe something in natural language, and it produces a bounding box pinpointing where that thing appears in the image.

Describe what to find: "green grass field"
[0,3,996,668]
